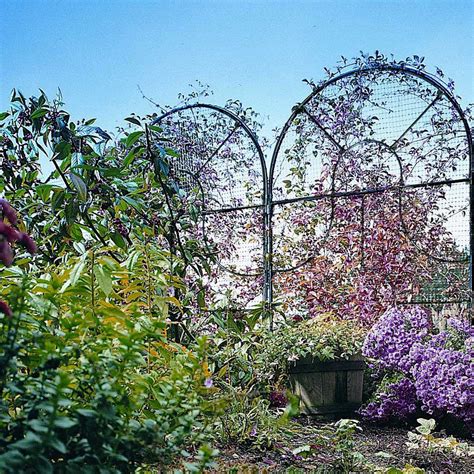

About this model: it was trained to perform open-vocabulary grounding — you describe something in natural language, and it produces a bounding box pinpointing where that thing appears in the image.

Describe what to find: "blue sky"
[1,0,472,136]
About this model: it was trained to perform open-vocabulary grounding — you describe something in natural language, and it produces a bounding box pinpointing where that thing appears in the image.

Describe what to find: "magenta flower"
[0,222,20,243]
[18,232,37,255]
[0,240,13,266]
[0,198,37,262]
[0,199,17,225]
[0,300,12,318]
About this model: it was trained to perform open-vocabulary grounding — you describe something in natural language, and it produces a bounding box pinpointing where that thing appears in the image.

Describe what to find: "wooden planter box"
[288,356,365,416]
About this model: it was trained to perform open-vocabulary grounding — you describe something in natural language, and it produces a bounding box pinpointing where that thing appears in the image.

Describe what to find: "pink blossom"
[0,222,20,243]
[0,240,13,266]
[0,199,17,225]
[0,300,12,318]
[18,232,37,255]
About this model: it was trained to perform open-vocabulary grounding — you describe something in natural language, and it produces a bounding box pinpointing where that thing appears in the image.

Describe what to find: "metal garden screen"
[152,62,473,323]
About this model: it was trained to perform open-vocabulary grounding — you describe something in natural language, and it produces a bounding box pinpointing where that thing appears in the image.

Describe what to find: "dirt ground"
[211,419,474,473]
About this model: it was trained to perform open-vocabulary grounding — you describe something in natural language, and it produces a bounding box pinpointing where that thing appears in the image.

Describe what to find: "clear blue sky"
[1,0,472,136]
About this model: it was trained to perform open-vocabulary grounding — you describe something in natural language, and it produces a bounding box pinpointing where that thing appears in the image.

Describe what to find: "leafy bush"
[255,315,365,385]
[406,418,473,457]
[0,244,215,472]
[360,306,473,428]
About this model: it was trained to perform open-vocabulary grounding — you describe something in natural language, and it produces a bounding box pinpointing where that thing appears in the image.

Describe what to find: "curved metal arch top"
[153,103,268,187]
[269,63,473,184]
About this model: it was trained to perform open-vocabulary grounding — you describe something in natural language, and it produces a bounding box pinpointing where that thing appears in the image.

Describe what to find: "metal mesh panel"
[204,207,264,275]
[156,106,264,209]
[150,64,472,320]
[153,104,266,282]
[270,65,472,315]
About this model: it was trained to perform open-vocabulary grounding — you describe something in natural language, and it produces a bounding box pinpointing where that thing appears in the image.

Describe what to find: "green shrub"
[255,314,365,385]
[0,245,215,472]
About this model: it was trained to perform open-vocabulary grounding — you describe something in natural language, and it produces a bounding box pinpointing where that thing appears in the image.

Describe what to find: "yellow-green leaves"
[94,264,113,296]
[60,253,88,293]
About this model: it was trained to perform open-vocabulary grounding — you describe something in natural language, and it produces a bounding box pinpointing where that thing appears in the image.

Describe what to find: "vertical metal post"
[360,194,365,268]
[470,139,474,320]
[264,187,274,330]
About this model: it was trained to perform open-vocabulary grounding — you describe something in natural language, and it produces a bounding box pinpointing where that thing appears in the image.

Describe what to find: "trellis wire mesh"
[152,64,472,321]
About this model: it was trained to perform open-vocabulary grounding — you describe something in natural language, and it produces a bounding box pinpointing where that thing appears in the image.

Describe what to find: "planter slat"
[321,371,336,405]
[289,360,365,374]
[347,370,364,403]
[289,357,365,416]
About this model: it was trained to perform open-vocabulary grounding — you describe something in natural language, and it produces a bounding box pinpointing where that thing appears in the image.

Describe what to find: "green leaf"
[123,195,143,211]
[69,223,83,241]
[125,116,142,126]
[35,184,54,201]
[11,431,42,450]
[292,445,311,455]
[76,409,96,417]
[29,419,49,433]
[69,172,88,201]
[416,418,435,435]
[165,147,179,158]
[60,254,88,292]
[51,189,66,210]
[125,130,144,147]
[123,150,136,167]
[154,156,169,176]
[71,152,84,172]
[35,456,53,474]
[110,231,126,249]
[0,450,24,469]
[48,437,67,454]
[30,108,48,119]
[94,265,113,296]
[0,112,9,121]
[54,417,77,429]
[54,141,71,160]
[374,451,394,459]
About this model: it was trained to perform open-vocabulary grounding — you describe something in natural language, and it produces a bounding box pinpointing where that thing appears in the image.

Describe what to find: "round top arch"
[269,63,473,285]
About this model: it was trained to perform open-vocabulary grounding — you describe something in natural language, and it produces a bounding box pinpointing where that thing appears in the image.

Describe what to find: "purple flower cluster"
[359,376,417,421]
[362,306,431,374]
[269,390,288,408]
[361,307,473,424]
[411,344,473,421]
[0,198,37,266]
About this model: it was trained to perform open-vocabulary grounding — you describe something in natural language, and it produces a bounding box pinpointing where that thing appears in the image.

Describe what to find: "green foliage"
[330,419,365,472]
[0,90,211,284]
[213,382,299,450]
[0,244,215,472]
[406,418,473,457]
[207,300,270,388]
[255,315,365,384]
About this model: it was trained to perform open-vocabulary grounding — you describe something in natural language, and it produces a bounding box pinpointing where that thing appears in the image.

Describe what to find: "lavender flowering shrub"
[362,306,432,374]
[360,306,474,427]
[360,375,417,421]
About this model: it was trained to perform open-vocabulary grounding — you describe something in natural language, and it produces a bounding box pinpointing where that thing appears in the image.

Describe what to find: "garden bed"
[211,420,474,473]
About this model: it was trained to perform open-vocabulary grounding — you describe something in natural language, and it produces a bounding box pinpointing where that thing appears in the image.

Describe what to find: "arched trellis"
[151,103,270,304]
[269,64,473,317]
[151,62,473,324]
